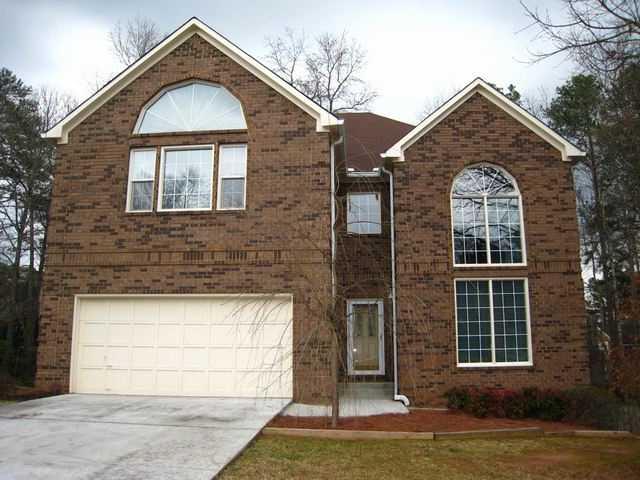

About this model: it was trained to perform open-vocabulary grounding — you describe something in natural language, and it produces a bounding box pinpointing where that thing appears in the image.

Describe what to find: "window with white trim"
[347,192,382,234]
[452,165,524,265]
[135,82,247,134]
[455,279,532,366]
[158,146,213,211]
[217,144,247,210]
[127,149,156,212]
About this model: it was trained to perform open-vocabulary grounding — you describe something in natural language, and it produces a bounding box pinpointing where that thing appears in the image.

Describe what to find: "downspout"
[378,166,410,407]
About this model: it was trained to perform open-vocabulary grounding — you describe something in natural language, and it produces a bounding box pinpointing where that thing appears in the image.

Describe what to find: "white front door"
[347,299,384,375]
[71,295,293,398]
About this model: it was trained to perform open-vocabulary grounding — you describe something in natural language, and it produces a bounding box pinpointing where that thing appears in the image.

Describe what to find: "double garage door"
[71,295,292,398]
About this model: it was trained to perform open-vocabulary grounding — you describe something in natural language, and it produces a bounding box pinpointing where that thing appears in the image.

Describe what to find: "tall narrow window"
[347,193,382,234]
[452,165,525,265]
[127,149,156,212]
[455,279,532,367]
[217,144,247,210]
[158,146,213,211]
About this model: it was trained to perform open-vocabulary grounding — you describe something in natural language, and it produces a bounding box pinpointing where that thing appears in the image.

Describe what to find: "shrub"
[444,387,471,411]
[444,386,569,421]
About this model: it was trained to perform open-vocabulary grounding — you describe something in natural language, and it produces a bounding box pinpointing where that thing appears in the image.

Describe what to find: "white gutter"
[376,166,410,407]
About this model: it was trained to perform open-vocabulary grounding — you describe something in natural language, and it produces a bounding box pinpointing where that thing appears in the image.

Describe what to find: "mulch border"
[263,426,636,441]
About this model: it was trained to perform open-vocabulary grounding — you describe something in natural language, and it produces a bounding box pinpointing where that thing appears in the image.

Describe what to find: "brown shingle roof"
[339,112,414,171]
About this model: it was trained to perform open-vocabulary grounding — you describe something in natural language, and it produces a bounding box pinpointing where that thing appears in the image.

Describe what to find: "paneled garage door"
[71,295,292,397]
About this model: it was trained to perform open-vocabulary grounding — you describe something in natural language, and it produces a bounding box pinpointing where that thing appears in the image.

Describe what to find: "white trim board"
[45,17,341,144]
[382,77,585,162]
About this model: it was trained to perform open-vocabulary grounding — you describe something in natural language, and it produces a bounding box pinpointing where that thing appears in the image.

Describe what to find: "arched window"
[451,165,525,265]
[134,81,247,134]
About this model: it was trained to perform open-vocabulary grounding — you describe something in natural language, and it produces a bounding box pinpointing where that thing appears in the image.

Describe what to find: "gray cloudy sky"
[1,0,573,123]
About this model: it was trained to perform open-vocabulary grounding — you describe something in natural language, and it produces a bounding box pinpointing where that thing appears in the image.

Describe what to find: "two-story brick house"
[37,17,589,407]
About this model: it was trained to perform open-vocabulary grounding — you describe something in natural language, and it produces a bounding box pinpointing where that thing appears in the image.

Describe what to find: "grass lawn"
[220,435,640,480]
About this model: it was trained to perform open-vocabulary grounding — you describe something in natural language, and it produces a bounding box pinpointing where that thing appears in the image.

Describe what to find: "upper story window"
[127,149,156,212]
[217,144,247,210]
[134,82,247,134]
[347,192,381,235]
[158,146,214,211]
[451,165,525,266]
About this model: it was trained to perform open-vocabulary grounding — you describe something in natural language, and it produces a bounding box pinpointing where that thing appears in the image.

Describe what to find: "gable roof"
[45,17,342,144]
[338,112,414,171]
[382,77,585,162]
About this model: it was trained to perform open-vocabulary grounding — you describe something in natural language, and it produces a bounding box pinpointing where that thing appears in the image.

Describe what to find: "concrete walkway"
[283,382,408,417]
[0,394,289,480]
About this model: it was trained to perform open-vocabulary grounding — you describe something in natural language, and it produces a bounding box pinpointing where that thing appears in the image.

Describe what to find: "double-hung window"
[158,146,214,211]
[455,279,532,367]
[451,165,525,265]
[217,144,247,210]
[127,149,156,212]
[347,192,382,234]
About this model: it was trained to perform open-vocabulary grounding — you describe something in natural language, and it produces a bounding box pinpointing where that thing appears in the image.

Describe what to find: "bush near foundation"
[445,385,640,432]
[444,387,569,421]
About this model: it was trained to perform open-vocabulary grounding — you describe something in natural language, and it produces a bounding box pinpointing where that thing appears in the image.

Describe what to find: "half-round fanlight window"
[135,81,247,134]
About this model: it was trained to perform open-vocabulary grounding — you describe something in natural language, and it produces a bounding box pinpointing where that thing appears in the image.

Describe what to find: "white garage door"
[71,295,292,397]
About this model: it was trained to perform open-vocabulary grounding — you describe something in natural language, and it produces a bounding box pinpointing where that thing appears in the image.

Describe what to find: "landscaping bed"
[269,409,579,433]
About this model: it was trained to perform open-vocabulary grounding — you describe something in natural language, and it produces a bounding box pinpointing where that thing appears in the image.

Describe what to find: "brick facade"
[37,31,589,407]
[393,92,589,406]
[36,34,335,403]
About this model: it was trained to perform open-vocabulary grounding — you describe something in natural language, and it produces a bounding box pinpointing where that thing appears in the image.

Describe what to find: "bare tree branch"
[522,0,640,75]
[109,15,164,67]
[265,29,377,113]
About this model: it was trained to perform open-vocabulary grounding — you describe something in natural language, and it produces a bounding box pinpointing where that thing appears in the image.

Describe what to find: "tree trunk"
[330,330,340,428]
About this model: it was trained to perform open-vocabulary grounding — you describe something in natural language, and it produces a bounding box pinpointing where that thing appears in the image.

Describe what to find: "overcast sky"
[0,0,574,124]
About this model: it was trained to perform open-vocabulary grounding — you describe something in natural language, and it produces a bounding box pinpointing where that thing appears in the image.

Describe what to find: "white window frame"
[347,299,385,375]
[454,277,533,368]
[157,144,215,212]
[126,148,156,213]
[451,164,527,268]
[347,192,382,235]
[216,144,247,211]
[133,80,248,135]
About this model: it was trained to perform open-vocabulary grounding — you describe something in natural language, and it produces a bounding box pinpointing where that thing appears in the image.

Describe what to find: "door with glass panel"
[347,299,384,375]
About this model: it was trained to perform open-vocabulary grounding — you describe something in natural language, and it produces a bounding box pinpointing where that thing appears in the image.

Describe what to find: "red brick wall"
[394,92,589,406]
[36,34,334,403]
[336,176,393,381]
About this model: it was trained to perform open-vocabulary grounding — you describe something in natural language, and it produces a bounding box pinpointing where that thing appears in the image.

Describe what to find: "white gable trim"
[382,78,584,162]
[45,17,341,144]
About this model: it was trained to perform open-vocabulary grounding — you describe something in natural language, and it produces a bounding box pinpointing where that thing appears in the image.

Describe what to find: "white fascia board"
[45,18,341,143]
[382,78,585,162]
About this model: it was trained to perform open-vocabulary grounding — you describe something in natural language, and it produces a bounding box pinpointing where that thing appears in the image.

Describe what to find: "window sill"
[456,362,533,370]
[453,263,527,269]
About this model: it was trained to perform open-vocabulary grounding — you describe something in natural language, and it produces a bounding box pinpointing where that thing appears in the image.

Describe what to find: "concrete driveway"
[0,394,289,480]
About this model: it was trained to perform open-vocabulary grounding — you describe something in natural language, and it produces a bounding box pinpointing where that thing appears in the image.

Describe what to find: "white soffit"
[45,17,341,143]
[382,77,585,162]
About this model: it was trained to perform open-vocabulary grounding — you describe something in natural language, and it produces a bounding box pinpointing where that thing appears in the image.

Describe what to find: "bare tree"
[265,29,377,113]
[522,0,640,74]
[109,16,164,67]
[35,87,78,132]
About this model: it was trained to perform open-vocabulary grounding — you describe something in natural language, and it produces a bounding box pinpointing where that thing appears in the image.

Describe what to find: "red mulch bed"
[269,409,580,433]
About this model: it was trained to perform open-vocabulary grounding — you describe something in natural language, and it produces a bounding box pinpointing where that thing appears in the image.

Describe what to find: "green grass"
[220,435,640,480]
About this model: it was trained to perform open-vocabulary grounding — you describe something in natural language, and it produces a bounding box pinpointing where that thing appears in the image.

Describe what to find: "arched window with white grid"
[451,165,525,266]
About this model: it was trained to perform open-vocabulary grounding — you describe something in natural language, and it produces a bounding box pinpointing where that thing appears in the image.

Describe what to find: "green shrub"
[444,386,569,422]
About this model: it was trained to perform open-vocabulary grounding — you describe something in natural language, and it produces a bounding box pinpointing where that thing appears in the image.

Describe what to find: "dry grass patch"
[220,435,640,480]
